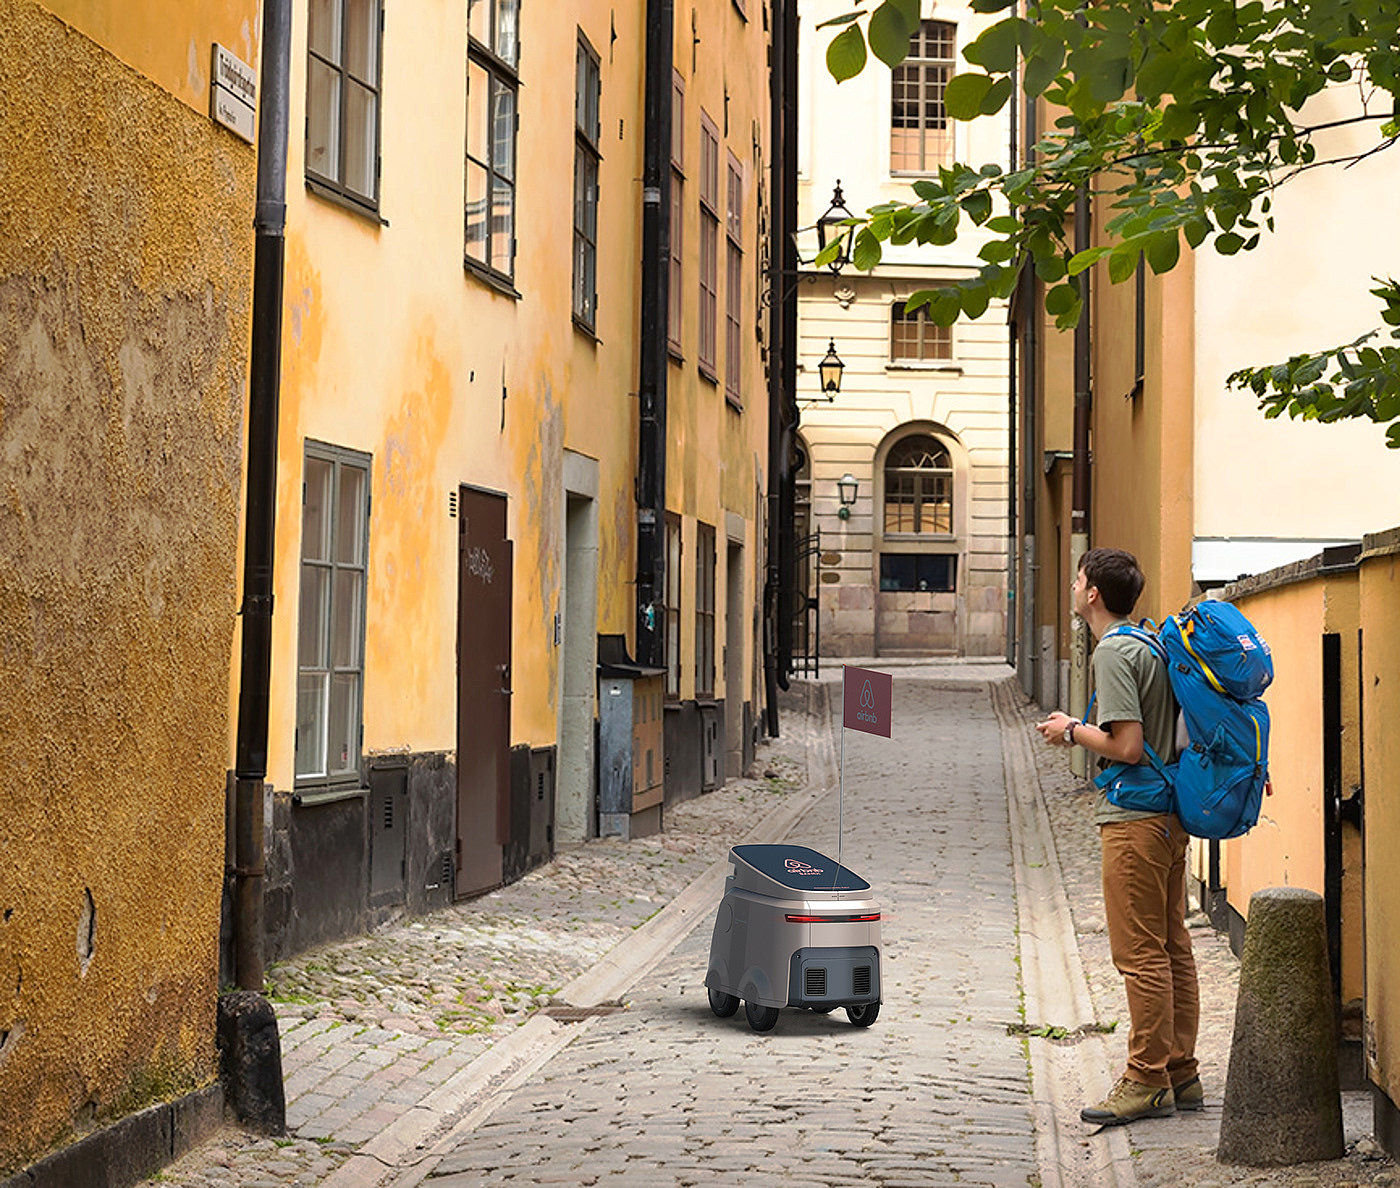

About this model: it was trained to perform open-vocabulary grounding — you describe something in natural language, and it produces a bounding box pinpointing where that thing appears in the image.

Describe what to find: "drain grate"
[539,1004,627,1023]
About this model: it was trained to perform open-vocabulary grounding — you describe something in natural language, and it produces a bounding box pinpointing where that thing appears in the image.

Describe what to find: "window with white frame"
[573,34,602,329]
[466,0,520,281]
[306,0,383,210]
[698,113,720,379]
[665,514,683,700]
[296,444,370,784]
[724,154,744,406]
[883,434,954,535]
[891,20,955,175]
[668,71,685,356]
[890,299,953,363]
[695,522,716,698]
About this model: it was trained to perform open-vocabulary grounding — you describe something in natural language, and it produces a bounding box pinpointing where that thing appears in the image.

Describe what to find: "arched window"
[883,435,952,535]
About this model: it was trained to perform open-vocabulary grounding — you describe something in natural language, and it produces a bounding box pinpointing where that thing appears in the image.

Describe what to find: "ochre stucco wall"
[1221,580,1327,916]
[1359,543,1400,1108]
[0,0,255,1174]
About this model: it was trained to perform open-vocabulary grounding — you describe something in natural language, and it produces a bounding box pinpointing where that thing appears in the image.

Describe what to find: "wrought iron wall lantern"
[837,472,858,520]
[818,339,845,396]
[814,181,856,273]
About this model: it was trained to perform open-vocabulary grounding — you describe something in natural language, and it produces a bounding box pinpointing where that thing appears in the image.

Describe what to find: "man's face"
[1071,568,1092,620]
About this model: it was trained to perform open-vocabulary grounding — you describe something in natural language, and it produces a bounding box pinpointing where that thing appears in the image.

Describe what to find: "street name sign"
[210,44,257,143]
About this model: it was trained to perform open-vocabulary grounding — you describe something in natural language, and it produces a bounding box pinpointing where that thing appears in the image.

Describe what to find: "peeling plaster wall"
[0,0,255,1173]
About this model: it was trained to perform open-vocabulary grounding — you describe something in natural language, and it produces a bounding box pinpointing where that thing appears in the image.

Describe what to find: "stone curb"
[323,683,838,1188]
[992,677,1136,1188]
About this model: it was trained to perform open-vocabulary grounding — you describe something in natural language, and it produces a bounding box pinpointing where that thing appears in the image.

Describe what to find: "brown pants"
[1100,814,1199,1089]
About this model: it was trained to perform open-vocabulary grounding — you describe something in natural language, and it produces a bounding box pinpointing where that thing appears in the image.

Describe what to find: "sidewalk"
[138,672,1398,1188]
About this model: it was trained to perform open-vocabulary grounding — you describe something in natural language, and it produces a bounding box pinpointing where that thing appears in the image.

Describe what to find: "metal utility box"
[705,843,882,1032]
[597,635,665,839]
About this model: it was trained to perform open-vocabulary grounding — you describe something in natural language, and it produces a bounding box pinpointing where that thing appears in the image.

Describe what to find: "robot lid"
[729,844,871,898]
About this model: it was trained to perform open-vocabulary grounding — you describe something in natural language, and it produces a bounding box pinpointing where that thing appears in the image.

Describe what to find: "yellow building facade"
[254,0,775,958]
[1,0,258,1175]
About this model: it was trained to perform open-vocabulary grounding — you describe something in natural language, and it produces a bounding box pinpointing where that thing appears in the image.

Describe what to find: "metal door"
[455,485,513,898]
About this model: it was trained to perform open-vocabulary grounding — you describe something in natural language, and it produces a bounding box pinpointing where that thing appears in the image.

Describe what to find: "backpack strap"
[1092,740,1170,791]
[1088,624,1173,792]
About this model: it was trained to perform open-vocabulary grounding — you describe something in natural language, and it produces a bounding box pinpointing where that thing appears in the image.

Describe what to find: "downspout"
[1069,185,1092,778]
[764,0,798,733]
[1005,43,1019,668]
[1019,59,1039,699]
[233,0,292,993]
[636,0,673,669]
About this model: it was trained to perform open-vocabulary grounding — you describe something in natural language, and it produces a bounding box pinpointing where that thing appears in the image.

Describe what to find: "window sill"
[306,178,388,226]
[573,315,602,345]
[887,362,962,374]
[725,392,743,413]
[464,259,522,299]
[293,784,369,807]
[698,364,719,387]
[667,343,685,365]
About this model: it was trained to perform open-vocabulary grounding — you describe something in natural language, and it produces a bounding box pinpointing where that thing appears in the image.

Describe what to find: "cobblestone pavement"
[1013,688,1397,1188]
[136,668,1399,1188]
[417,673,1035,1187]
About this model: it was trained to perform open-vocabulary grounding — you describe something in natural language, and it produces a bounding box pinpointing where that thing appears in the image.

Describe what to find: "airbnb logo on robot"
[783,858,823,876]
[842,666,892,739]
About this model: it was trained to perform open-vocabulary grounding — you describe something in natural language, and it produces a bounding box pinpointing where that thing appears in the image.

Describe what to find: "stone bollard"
[216,990,287,1135]
[1217,887,1343,1166]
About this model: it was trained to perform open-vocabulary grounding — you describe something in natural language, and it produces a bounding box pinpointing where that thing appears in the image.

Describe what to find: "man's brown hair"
[1079,547,1144,616]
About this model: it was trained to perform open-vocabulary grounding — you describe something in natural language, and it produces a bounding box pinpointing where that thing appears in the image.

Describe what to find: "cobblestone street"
[135,668,1399,1188]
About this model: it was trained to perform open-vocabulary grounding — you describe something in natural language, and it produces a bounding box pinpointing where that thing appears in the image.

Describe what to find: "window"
[891,20,955,175]
[306,0,383,210]
[695,522,716,698]
[573,35,602,329]
[668,72,685,355]
[891,299,953,363]
[884,435,953,535]
[297,445,370,784]
[880,553,957,593]
[466,0,520,281]
[665,514,683,700]
[698,114,721,379]
[724,155,744,406]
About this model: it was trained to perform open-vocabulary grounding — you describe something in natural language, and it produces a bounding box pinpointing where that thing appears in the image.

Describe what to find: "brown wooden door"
[455,485,512,898]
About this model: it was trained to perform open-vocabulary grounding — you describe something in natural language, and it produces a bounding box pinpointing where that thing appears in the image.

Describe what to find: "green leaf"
[929,288,962,325]
[869,2,915,68]
[1035,254,1068,283]
[962,190,993,224]
[815,11,866,29]
[1215,232,1245,255]
[979,239,1016,264]
[965,18,1022,73]
[1023,46,1064,97]
[944,72,995,120]
[1108,245,1139,285]
[1134,51,1180,102]
[851,227,883,271]
[969,0,1016,11]
[826,25,868,83]
[887,0,920,30]
[1044,282,1079,315]
[1159,103,1198,141]
[960,282,991,319]
[1146,229,1180,274]
[1067,245,1111,276]
[981,75,1015,115]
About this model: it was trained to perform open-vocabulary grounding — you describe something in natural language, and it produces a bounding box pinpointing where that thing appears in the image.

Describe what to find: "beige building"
[794,1,1013,661]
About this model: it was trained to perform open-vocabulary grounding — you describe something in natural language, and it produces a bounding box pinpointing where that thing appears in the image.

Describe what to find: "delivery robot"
[704,843,882,1032]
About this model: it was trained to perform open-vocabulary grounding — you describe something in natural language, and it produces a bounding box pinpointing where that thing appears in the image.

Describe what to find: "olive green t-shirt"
[1091,622,1176,825]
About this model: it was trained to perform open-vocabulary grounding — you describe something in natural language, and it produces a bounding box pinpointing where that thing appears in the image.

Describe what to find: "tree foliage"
[819,0,1400,443]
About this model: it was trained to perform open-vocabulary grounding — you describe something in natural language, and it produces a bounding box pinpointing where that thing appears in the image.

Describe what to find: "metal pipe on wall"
[635,0,673,671]
[233,0,293,993]
[1069,185,1092,778]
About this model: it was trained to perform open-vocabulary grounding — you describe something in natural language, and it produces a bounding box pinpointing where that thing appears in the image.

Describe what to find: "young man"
[1035,547,1200,1125]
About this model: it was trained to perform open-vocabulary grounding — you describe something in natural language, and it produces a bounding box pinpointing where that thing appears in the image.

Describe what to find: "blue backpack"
[1093,600,1273,840]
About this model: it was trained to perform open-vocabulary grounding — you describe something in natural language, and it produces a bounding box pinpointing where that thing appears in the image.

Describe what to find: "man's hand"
[1036,710,1075,747]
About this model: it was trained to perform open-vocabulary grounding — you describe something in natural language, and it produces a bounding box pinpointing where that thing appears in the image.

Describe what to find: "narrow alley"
[129,668,1394,1188]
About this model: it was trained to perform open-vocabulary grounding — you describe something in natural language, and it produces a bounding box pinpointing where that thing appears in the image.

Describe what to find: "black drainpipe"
[764,0,799,733]
[636,0,673,669]
[233,0,292,993]
[1005,51,1019,668]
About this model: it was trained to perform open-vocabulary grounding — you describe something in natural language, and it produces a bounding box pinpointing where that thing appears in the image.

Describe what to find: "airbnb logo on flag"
[842,666,892,738]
